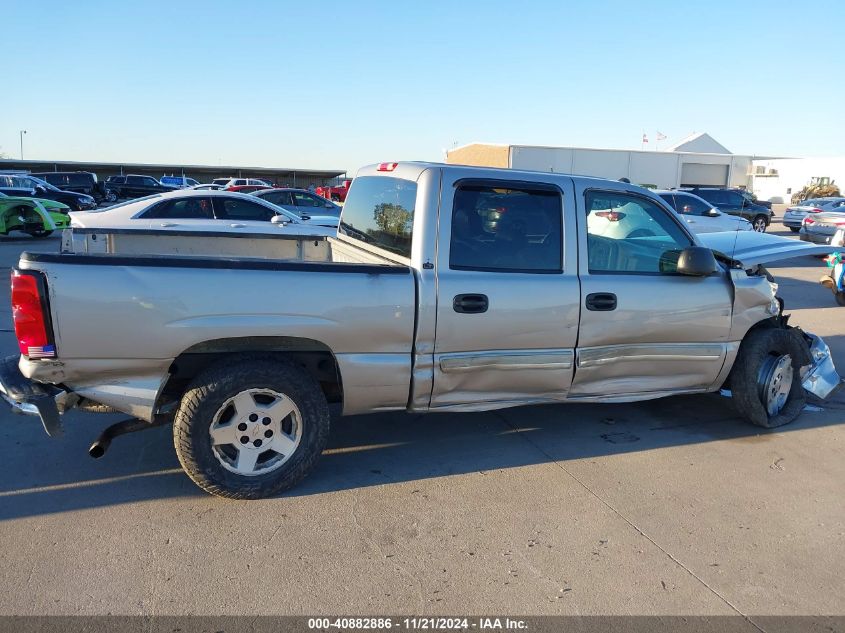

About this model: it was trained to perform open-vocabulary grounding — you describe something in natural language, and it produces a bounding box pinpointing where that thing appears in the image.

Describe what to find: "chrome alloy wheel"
[209,388,302,476]
[757,354,793,417]
[752,217,768,232]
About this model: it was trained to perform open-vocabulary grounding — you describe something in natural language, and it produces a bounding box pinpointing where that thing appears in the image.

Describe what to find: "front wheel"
[752,215,769,232]
[104,190,118,203]
[173,356,331,499]
[730,328,811,428]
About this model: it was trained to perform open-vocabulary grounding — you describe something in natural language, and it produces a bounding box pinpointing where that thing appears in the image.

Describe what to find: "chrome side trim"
[439,350,574,373]
[578,344,725,368]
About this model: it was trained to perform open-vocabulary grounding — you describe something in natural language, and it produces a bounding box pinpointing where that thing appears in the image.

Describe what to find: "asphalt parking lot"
[0,216,843,618]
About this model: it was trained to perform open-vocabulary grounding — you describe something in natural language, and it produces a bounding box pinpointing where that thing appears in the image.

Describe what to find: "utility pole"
[19,130,27,160]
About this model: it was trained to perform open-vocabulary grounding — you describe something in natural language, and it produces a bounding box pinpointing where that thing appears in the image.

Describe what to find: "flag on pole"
[656,131,667,141]
[642,133,649,144]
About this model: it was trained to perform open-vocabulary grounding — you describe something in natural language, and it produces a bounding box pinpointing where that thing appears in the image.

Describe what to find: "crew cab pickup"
[1,162,840,499]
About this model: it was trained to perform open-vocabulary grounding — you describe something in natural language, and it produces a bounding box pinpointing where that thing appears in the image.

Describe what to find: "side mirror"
[300,214,312,221]
[706,208,720,217]
[271,215,286,225]
[676,246,718,277]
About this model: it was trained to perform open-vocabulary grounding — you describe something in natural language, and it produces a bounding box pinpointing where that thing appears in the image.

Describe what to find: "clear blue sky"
[3,0,843,173]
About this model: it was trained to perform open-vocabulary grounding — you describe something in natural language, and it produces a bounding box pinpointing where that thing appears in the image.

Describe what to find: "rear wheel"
[173,356,330,499]
[104,189,118,203]
[752,215,769,232]
[789,227,800,233]
[730,328,811,428]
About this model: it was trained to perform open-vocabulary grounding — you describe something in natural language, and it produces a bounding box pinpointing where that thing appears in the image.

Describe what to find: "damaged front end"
[800,332,842,401]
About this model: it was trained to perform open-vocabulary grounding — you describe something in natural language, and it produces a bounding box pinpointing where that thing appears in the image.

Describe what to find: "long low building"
[0,158,347,188]
[447,133,759,190]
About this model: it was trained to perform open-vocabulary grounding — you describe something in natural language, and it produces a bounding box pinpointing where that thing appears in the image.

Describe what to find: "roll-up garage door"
[680,163,729,187]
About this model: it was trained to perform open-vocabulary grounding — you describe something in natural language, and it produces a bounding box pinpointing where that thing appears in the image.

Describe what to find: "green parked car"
[0,192,70,238]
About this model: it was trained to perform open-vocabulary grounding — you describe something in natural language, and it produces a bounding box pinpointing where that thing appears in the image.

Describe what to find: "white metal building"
[446,133,755,190]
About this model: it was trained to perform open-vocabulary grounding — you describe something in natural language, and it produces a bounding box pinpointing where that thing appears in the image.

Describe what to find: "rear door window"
[145,197,214,219]
[214,197,277,221]
[450,183,562,272]
[262,191,294,207]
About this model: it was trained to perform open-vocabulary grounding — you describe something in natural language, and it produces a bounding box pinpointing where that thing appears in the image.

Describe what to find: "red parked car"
[316,179,352,202]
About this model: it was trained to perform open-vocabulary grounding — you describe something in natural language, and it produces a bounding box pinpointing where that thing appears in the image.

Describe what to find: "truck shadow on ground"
[2,375,844,520]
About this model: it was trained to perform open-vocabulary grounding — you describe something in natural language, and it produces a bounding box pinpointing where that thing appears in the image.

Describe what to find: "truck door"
[431,175,580,409]
[570,185,733,398]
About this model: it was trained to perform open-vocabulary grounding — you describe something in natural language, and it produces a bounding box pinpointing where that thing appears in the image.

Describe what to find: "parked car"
[103,174,179,202]
[226,184,272,194]
[192,184,224,190]
[68,190,337,234]
[30,171,104,201]
[0,174,97,211]
[315,179,352,202]
[680,187,773,232]
[211,178,234,188]
[160,176,200,189]
[219,178,273,191]
[0,192,70,237]
[0,162,838,499]
[250,188,342,227]
[783,197,845,232]
[798,211,845,245]
[655,190,752,233]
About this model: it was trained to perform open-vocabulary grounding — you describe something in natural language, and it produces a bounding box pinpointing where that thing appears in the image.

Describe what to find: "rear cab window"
[339,176,416,260]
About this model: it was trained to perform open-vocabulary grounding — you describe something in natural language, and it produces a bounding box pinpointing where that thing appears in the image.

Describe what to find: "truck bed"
[18,235,416,420]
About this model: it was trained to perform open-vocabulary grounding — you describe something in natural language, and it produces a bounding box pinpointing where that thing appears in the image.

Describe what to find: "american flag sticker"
[28,345,56,359]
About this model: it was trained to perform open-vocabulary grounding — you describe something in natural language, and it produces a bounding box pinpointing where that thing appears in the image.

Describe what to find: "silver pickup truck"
[1,162,840,499]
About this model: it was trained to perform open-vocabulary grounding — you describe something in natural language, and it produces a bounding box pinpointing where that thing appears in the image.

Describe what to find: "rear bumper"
[0,355,76,436]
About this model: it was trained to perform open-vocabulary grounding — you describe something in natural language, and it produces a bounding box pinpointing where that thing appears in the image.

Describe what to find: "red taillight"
[808,208,823,213]
[377,162,398,172]
[804,217,815,225]
[11,270,55,359]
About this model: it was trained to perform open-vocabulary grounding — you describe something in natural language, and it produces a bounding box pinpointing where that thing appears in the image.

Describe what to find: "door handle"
[229,223,246,228]
[453,293,488,314]
[159,222,177,227]
[585,292,617,311]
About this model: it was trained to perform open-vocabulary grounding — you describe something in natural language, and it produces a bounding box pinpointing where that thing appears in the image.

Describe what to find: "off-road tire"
[730,327,811,428]
[173,355,330,499]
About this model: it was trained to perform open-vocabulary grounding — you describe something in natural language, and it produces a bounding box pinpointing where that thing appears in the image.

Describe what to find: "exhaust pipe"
[88,416,170,459]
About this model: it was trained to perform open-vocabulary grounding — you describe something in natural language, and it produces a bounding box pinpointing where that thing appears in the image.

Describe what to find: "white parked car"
[69,190,337,234]
[656,190,752,233]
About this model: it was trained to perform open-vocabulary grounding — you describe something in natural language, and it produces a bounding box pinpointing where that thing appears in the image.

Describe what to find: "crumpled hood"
[699,230,835,267]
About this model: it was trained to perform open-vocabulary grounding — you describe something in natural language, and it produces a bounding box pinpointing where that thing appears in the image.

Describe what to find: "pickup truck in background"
[0,162,840,499]
[315,179,352,202]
